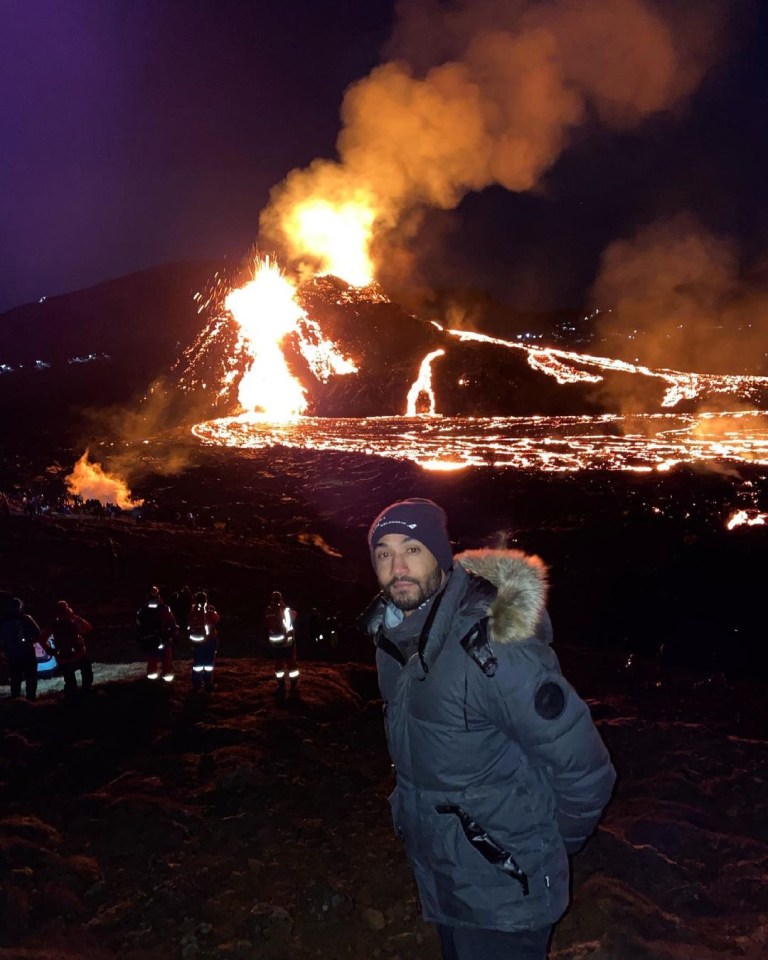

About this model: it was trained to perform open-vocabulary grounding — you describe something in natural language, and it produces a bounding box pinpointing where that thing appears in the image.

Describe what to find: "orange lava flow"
[726,509,767,530]
[405,349,444,415]
[192,410,768,473]
[445,329,768,408]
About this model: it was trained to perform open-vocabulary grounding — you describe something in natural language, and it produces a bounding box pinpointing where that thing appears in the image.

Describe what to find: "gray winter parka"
[361,548,616,933]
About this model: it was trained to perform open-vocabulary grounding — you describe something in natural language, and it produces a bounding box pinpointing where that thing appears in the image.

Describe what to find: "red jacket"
[41,614,92,664]
[188,603,220,642]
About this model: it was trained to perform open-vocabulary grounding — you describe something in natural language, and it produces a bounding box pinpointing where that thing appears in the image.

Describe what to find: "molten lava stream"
[191,411,768,473]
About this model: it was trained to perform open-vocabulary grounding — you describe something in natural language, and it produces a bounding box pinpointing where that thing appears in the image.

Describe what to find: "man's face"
[373,534,444,614]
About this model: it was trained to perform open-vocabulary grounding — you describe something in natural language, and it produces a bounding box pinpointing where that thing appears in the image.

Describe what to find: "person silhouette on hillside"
[0,596,41,700]
[40,601,93,699]
[189,591,221,692]
[136,586,177,683]
[264,590,299,699]
[170,585,193,643]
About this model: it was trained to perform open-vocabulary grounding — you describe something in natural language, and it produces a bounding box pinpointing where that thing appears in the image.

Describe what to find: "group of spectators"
[1,491,126,519]
[135,586,303,697]
[3,495,618,958]
[0,585,306,702]
[0,487,275,538]
[0,597,92,701]
[0,587,224,701]
[136,585,221,691]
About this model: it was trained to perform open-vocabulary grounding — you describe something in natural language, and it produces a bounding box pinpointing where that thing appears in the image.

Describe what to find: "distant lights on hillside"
[68,353,111,365]
[0,353,110,375]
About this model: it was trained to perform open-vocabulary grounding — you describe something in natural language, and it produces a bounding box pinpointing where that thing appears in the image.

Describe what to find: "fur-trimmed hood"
[456,548,548,645]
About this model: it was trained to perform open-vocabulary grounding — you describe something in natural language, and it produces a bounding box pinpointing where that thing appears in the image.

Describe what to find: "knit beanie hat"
[368,498,453,572]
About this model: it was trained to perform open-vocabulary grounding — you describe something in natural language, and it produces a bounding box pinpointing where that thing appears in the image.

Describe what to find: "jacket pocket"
[435,803,530,896]
[413,786,563,927]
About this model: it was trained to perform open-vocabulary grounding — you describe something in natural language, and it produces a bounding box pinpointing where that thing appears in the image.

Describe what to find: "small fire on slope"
[65,452,142,510]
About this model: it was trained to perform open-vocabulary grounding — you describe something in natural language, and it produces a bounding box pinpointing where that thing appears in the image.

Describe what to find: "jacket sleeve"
[162,608,178,637]
[39,628,54,655]
[486,645,616,855]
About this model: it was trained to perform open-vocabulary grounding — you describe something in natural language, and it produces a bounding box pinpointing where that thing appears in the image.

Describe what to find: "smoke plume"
[261,0,721,278]
[591,213,768,377]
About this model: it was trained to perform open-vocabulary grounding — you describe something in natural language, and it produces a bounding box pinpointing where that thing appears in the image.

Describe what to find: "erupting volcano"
[153,0,768,486]
[178,253,768,479]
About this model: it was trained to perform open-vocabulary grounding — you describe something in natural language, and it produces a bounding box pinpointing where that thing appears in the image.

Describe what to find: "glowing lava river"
[192,409,768,473]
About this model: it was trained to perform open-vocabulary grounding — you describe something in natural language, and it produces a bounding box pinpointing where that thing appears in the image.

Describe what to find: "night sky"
[2,0,767,318]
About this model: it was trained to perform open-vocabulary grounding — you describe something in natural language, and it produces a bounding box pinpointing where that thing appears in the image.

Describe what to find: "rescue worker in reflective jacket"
[0,597,41,700]
[360,499,616,960]
[188,591,220,692]
[264,590,299,697]
[136,586,177,682]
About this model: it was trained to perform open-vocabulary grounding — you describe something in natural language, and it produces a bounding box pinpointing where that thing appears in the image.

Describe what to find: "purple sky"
[1,0,766,314]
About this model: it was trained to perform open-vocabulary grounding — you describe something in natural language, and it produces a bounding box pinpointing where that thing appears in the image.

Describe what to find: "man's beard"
[383,565,443,612]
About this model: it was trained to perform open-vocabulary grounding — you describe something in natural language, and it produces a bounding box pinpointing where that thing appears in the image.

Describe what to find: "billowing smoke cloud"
[79,373,213,491]
[260,0,721,277]
[591,213,768,377]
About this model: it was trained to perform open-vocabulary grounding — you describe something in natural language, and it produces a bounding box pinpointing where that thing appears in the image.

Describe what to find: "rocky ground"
[1,649,767,960]
[1,444,767,959]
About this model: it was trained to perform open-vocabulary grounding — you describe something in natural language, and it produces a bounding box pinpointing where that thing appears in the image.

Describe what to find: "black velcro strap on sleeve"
[460,618,498,677]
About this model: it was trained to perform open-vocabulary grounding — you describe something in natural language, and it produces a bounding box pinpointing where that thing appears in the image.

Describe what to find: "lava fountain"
[220,257,357,422]
[283,196,377,287]
[225,257,308,419]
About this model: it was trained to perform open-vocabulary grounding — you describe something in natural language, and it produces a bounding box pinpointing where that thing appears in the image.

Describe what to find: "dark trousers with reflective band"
[147,644,173,680]
[437,924,552,960]
[192,638,218,689]
[9,653,38,699]
[60,657,93,698]
[270,639,298,685]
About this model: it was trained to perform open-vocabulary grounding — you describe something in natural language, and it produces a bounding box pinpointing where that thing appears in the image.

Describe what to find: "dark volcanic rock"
[0,655,766,959]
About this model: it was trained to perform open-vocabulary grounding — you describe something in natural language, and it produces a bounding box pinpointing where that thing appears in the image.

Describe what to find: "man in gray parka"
[360,498,616,960]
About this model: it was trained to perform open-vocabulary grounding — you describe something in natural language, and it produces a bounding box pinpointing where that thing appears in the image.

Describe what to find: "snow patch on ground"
[0,661,147,698]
